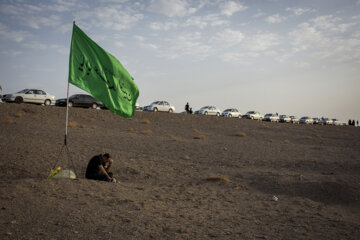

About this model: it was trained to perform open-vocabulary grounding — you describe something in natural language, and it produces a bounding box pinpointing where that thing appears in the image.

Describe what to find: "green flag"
[68,22,139,118]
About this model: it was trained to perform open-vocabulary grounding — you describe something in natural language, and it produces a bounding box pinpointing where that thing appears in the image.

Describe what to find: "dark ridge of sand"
[0,103,359,239]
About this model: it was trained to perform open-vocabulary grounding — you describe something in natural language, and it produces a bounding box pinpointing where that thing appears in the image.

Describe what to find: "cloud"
[220,52,246,63]
[211,28,244,47]
[149,21,178,31]
[115,41,124,47]
[184,14,229,29]
[288,22,327,53]
[134,35,158,49]
[0,50,22,57]
[22,42,61,50]
[220,1,247,17]
[311,15,355,33]
[265,14,285,23]
[243,33,281,52]
[253,10,265,18]
[286,7,314,16]
[148,0,195,17]
[160,31,212,59]
[22,15,63,29]
[0,23,29,42]
[75,6,143,30]
[288,18,360,63]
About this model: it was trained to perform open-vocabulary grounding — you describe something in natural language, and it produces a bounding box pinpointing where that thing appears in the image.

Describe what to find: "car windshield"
[17,89,29,93]
[151,101,160,105]
[224,109,231,112]
[247,111,255,114]
[200,106,209,109]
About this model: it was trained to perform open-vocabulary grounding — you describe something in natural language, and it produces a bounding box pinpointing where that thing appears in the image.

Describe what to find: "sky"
[0,0,359,122]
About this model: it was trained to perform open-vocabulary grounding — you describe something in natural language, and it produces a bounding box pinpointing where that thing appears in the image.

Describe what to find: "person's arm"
[104,158,113,172]
[98,164,111,181]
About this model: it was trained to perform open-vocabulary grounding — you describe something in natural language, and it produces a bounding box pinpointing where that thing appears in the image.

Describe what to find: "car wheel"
[168,108,173,113]
[15,97,23,104]
[44,99,51,106]
[204,111,208,115]
[251,116,254,120]
[216,112,220,116]
[228,114,232,118]
[92,103,98,109]
[68,102,73,107]
[153,107,158,112]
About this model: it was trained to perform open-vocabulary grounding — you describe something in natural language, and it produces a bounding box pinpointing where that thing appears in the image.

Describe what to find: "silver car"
[242,111,263,120]
[300,116,314,124]
[332,119,341,126]
[2,89,56,106]
[221,108,241,118]
[279,115,291,123]
[195,106,221,116]
[290,116,299,124]
[263,113,280,122]
[143,101,175,113]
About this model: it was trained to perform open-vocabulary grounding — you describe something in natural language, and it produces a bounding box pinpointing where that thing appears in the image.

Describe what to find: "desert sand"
[0,103,359,239]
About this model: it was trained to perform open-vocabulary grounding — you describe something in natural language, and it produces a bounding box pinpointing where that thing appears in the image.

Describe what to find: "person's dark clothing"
[85,154,112,181]
[185,103,189,113]
[352,120,355,126]
[349,119,352,125]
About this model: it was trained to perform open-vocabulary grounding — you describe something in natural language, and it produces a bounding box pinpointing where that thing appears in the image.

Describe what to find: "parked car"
[56,94,104,109]
[2,89,56,106]
[332,119,341,126]
[279,115,291,123]
[135,102,141,110]
[289,116,299,124]
[312,117,322,124]
[194,106,221,116]
[322,118,333,125]
[221,108,241,118]
[263,113,280,122]
[300,116,314,124]
[143,101,175,112]
[242,111,263,120]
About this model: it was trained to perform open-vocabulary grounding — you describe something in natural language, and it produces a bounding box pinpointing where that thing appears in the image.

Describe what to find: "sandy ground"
[0,103,359,239]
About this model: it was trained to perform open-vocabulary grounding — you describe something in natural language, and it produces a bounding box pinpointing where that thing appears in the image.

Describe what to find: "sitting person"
[85,153,115,182]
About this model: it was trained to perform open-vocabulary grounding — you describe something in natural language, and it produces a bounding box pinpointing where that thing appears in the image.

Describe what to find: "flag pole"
[65,80,70,145]
[64,20,75,146]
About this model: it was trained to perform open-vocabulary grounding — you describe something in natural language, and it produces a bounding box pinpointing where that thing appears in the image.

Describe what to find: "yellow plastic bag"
[48,166,61,178]
[52,170,76,179]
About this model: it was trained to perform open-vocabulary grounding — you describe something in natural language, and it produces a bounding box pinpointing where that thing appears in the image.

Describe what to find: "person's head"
[101,153,112,164]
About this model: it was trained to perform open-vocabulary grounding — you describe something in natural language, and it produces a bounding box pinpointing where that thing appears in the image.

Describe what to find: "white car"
[221,108,241,118]
[332,119,341,126]
[2,89,56,106]
[279,115,291,123]
[194,106,221,116]
[290,116,299,124]
[263,113,280,122]
[242,111,263,120]
[312,117,323,125]
[322,118,333,125]
[143,101,175,112]
[300,116,314,124]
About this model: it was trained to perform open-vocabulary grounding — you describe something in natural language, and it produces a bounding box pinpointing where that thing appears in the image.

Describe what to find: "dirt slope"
[0,103,359,239]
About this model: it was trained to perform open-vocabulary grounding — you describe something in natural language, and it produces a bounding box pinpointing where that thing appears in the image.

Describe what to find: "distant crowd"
[348,119,358,126]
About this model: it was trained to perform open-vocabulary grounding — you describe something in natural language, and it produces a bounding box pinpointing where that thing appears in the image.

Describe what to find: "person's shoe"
[111,178,117,183]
